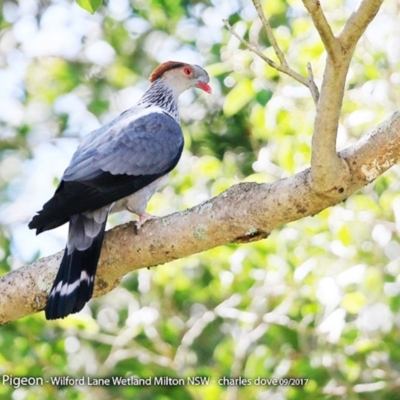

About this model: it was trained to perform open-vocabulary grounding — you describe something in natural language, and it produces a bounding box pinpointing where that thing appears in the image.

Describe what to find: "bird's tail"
[45,208,109,320]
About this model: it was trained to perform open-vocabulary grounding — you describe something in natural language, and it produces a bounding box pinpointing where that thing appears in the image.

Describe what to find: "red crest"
[149,61,186,82]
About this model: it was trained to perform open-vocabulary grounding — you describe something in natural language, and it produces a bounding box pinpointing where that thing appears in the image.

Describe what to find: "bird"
[29,61,211,320]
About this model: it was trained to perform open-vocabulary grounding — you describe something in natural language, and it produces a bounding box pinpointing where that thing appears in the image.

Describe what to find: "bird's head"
[149,61,212,96]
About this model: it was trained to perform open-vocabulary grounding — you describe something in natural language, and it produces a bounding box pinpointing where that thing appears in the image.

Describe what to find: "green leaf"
[76,0,102,14]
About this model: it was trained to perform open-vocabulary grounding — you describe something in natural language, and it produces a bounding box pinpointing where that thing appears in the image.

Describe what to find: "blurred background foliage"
[1,0,400,399]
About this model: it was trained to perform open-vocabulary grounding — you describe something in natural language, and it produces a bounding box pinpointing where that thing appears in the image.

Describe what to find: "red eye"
[183,67,192,76]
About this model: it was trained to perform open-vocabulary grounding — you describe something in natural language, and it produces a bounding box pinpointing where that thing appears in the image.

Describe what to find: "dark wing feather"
[29,110,183,233]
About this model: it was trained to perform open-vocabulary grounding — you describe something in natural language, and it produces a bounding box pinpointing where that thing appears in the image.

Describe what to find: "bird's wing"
[29,108,184,233]
[64,107,183,182]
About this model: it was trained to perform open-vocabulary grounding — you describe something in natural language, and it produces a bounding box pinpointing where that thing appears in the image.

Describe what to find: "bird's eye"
[183,67,192,76]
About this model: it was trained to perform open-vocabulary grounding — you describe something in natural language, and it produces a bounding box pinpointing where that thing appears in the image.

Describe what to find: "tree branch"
[302,0,340,61]
[307,62,320,104]
[307,0,384,195]
[309,54,352,194]
[339,0,385,51]
[252,0,287,67]
[252,0,320,105]
[1,110,400,325]
[223,9,320,106]
[223,0,383,195]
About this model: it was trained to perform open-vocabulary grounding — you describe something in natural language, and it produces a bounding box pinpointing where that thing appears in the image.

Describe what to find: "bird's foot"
[134,212,156,233]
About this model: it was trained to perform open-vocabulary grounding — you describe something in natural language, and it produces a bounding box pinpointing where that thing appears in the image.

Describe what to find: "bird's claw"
[134,212,156,234]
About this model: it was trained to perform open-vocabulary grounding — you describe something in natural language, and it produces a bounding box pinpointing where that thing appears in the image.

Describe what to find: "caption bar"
[2,374,309,389]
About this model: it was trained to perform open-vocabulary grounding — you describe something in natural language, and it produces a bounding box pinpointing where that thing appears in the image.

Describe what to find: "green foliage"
[1,0,400,399]
[76,0,102,14]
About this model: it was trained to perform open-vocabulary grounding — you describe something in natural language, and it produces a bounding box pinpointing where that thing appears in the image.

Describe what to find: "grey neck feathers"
[138,79,179,121]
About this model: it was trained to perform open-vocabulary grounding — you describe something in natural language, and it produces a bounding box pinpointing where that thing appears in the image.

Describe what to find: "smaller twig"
[307,62,320,105]
[302,0,340,61]
[223,19,280,71]
[223,19,320,105]
[253,0,287,66]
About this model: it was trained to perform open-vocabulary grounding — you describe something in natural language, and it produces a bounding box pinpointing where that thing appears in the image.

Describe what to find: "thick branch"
[1,110,400,325]
[310,55,352,194]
